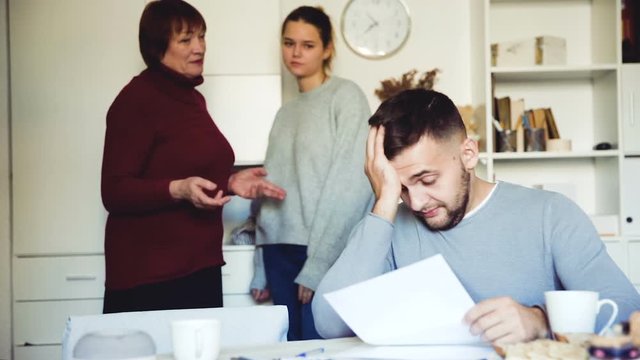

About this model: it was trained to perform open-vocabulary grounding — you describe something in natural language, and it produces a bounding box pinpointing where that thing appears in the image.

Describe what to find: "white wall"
[0,0,11,357]
[280,0,478,111]
[1,2,482,356]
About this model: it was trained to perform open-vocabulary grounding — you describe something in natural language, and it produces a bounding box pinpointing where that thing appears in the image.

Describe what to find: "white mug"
[544,290,618,336]
[172,319,220,360]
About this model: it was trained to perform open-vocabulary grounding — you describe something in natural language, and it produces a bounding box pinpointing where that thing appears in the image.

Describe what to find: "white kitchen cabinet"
[621,157,640,235]
[13,346,61,360]
[621,64,640,155]
[185,0,282,165]
[13,257,105,301]
[222,246,256,295]
[10,0,279,358]
[629,241,640,285]
[603,238,628,277]
[10,0,145,256]
[602,237,640,292]
[12,247,257,359]
[199,75,281,165]
[185,0,281,75]
[14,300,103,347]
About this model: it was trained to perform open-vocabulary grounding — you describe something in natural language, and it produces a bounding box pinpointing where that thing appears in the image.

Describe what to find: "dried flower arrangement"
[374,68,484,148]
[374,68,440,101]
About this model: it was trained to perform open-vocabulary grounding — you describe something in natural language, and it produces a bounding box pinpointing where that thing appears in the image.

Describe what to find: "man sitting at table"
[312,88,640,346]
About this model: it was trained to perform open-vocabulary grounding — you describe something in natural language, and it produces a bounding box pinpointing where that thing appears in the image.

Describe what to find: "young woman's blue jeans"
[262,244,321,340]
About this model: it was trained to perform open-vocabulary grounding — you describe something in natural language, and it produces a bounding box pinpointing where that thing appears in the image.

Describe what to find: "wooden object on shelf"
[546,138,572,152]
[492,35,567,67]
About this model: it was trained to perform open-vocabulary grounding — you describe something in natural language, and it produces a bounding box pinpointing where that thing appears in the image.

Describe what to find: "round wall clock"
[341,0,411,59]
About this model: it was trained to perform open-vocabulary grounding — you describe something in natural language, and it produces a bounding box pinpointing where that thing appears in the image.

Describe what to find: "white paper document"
[324,254,485,346]
[331,343,496,360]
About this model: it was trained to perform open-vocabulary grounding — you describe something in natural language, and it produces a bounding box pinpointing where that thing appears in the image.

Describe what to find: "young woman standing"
[252,6,373,340]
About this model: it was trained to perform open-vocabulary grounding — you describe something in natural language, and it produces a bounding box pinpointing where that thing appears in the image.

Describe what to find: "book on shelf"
[523,109,534,129]
[496,96,511,131]
[531,108,547,132]
[510,98,525,131]
[516,124,525,152]
[544,108,560,139]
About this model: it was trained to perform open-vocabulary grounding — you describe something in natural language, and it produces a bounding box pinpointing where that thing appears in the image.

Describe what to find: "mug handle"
[596,298,618,336]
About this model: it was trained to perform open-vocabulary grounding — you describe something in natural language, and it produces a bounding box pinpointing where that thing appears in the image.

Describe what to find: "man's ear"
[460,137,479,170]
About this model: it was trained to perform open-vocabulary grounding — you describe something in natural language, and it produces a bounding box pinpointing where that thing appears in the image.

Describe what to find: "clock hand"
[366,12,379,26]
[363,21,378,34]
[363,13,380,34]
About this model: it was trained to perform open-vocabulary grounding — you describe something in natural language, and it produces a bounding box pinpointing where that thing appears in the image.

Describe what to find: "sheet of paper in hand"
[324,254,485,346]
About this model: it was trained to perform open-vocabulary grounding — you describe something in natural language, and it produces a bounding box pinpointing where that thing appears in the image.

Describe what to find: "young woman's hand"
[251,288,271,302]
[298,284,314,304]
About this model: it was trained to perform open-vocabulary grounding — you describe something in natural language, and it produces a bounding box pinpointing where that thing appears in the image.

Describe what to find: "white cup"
[544,290,618,336]
[172,319,220,360]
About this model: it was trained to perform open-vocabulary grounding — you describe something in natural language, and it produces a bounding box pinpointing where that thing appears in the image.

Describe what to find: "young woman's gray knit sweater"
[255,76,374,290]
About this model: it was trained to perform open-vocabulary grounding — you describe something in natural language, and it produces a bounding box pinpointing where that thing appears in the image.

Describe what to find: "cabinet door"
[185,0,280,75]
[10,0,146,255]
[621,158,640,235]
[199,75,281,165]
[603,239,627,276]
[621,64,640,154]
[14,345,61,360]
[222,247,255,295]
[14,300,103,346]
[13,256,105,301]
[223,294,258,307]
[629,241,640,286]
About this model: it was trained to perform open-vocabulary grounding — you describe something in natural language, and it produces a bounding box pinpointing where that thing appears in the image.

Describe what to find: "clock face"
[341,0,411,59]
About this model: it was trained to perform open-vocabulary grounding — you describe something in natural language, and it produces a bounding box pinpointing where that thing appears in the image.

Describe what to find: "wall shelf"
[491,64,617,81]
[489,150,619,160]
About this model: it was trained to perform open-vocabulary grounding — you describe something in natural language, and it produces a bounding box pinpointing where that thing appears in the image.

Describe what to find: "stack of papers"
[324,254,489,349]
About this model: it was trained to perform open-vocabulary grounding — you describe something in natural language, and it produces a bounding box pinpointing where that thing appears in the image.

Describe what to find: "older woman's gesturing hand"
[366,125,402,222]
[228,167,286,200]
[169,177,232,209]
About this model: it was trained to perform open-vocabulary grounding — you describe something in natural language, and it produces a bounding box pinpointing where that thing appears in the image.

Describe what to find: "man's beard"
[417,165,470,231]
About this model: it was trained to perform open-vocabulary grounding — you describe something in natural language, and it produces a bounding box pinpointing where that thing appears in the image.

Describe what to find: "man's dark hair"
[139,0,206,68]
[368,89,467,160]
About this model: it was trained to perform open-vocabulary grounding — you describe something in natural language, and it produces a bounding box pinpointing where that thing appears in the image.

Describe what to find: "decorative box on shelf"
[491,36,567,67]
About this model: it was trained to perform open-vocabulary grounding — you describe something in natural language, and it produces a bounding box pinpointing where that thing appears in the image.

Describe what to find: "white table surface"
[157,336,500,360]
[157,337,360,360]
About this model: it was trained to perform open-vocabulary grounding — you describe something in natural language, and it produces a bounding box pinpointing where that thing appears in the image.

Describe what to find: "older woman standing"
[101,0,285,313]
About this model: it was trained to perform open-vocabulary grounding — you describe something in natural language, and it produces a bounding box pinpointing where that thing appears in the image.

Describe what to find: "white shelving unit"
[479,0,640,290]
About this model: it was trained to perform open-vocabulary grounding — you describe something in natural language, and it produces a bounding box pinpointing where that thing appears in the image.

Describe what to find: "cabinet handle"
[65,275,97,281]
